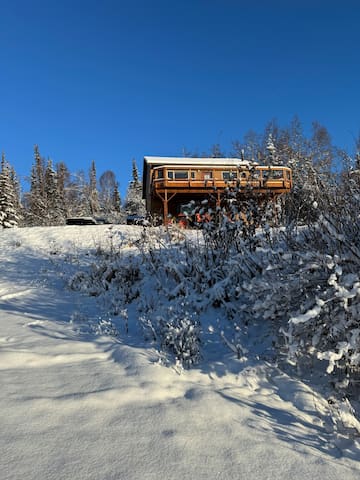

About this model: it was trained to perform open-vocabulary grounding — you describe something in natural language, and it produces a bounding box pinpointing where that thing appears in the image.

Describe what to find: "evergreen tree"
[26,145,47,224]
[89,160,100,215]
[9,165,22,215]
[0,153,19,228]
[124,159,145,216]
[34,144,45,199]
[112,182,121,213]
[131,158,139,185]
[44,159,63,224]
[56,161,71,217]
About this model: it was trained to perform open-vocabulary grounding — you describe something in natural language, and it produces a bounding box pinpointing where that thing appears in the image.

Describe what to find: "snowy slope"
[1,226,360,480]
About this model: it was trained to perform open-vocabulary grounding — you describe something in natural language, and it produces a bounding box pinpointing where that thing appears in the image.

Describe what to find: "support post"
[163,191,169,225]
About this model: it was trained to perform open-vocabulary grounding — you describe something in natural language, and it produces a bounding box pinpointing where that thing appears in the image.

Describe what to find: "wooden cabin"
[142,156,292,224]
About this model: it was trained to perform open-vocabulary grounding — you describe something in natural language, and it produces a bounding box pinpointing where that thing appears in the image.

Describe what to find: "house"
[142,156,292,224]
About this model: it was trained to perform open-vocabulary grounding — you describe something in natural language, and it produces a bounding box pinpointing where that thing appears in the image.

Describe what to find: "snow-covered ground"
[1,225,360,480]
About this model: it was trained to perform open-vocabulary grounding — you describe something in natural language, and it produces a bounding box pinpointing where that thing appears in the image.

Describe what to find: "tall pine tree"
[89,160,100,215]
[124,159,145,216]
[0,153,19,228]
[26,145,47,224]
[44,159,63,224]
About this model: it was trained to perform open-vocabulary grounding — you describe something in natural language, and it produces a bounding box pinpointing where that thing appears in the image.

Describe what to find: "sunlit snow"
[1,225,360,480]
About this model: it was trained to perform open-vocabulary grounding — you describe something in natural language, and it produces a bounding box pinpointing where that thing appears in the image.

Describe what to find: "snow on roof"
[143,156,254,167]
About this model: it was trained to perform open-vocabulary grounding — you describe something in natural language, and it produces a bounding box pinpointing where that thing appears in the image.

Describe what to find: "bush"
[158,309,201,368]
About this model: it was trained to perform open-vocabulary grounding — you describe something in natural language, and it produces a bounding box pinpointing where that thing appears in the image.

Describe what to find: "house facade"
[142,156,292,224]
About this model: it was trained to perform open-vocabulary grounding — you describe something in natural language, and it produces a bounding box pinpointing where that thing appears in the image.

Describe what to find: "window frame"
[222,171,238,181]
[167,170,189,180]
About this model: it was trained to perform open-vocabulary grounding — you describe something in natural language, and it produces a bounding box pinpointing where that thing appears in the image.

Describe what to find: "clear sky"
[1,0,359,198]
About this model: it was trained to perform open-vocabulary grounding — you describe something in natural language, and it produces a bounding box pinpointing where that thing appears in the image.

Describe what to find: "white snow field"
[1,225,360,480]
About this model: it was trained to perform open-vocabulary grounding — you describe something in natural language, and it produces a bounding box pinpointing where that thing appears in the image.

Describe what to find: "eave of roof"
[143,156,254,167]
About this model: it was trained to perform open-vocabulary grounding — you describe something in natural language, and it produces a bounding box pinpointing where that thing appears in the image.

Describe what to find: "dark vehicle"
[66,217,97,225]
[126,214,148,226]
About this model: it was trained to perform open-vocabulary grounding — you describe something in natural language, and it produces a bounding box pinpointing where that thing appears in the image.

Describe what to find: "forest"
[0,145,145,227]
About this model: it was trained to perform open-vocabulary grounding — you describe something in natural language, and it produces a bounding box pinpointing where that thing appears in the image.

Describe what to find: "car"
[126,214,148,226]
[66,217,97,225]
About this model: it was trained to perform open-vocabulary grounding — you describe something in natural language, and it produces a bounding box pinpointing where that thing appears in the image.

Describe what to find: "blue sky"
[0,0,359,198]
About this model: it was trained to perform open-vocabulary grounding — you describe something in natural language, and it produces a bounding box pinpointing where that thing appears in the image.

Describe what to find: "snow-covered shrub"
[158,307,201,368]
[68,253,142,307]
[138,313,157,342]
[91,317,119,337]
[234,204,360,396]
[281,215,360,389]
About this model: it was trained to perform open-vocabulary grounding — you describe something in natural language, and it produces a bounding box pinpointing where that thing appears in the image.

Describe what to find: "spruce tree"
[124,159,145,216]
[131,158,139,185]
[0,153,19,228]
[26,145,47,224]
[56,161,71,217]
[89,160,100,215]
[44,159,63,224]
[112,182,121,213]
[10,165,22,216]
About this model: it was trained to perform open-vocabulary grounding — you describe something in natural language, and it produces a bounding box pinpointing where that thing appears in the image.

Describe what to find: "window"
[203,171,213,180]
[167,170,188,180]
[175,171,188,180]
[222,171,238,180]
[157,169,164,179]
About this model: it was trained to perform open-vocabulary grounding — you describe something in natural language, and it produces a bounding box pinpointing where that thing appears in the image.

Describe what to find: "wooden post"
[163,190,169,225]
[216,190,221,208]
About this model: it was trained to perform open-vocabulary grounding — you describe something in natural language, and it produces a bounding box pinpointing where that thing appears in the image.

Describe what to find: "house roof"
[143,156,253,167]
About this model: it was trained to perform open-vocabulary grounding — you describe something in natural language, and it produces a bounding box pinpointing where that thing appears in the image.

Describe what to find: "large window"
[167,170,189,180]
[222,171,238,181]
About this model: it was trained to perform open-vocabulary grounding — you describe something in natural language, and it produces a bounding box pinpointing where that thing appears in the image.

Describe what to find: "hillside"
[1,225,360,480]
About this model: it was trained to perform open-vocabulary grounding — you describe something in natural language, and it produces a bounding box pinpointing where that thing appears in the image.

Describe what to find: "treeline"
[1,117,360,228]
[0,145,145,227]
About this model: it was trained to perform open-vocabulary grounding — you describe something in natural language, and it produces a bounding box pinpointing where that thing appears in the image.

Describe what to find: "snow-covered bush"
[90,317,120,337]
[68,254,142,304]
[280,214,360,390]
[158,307,201,368]
[233,207,360,396]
